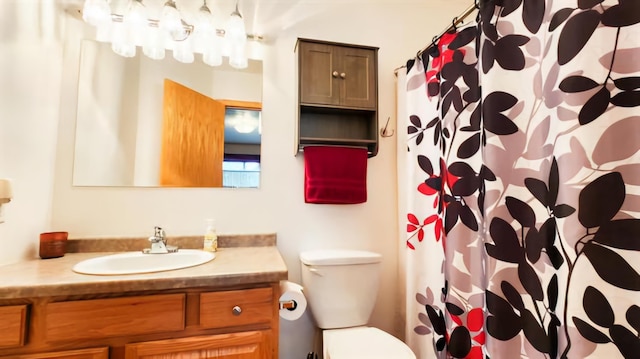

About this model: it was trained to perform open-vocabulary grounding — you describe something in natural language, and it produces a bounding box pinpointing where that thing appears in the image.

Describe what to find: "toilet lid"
[326,327,416,359]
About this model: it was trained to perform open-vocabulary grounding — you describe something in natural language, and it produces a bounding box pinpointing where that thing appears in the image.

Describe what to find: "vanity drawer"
[9,347,109,359]
[200,288,273,329]
[45,294,185,341]
[0,305,27,349]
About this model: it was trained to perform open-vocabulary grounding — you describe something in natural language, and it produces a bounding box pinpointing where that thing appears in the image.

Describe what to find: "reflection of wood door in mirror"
[160,79,225,187]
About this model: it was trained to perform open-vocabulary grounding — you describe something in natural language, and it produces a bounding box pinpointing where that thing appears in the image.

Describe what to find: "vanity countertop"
[0,236,288,299]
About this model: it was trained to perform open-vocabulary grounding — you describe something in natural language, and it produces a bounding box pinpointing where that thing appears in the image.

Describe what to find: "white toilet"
[300,249,416,359]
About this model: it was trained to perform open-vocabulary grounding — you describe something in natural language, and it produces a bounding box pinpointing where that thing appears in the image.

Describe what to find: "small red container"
[39,232,68,259]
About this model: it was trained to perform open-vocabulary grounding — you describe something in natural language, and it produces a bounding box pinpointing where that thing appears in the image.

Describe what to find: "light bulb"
[229,53,248,69]
[122,0,147,47]
[82,0,111,26]
[143,26,166,60]
[159,0,186,41]
[202,34,223,66]
[173,39,194,63]
[94,21,112,42]
[196,2,215,34]
[225,4,246,44]
[225,3,247,69]
[111,36,136,57]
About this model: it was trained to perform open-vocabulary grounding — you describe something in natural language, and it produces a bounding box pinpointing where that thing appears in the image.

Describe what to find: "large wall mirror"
[72,40,262,188]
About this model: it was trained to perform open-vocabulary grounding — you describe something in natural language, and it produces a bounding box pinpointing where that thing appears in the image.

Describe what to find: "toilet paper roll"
[279,280,307,321]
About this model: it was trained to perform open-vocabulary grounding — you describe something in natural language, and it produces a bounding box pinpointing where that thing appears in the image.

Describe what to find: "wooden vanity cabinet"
[296,38,379,156]
[0,285,279,359]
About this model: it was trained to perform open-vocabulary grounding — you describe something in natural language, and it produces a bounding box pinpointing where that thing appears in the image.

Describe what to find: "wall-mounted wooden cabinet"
[296,38,379,156]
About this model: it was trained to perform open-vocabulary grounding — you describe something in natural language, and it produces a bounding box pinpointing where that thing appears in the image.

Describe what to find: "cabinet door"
[299,42,340,106]
[124,331,271,359]
[0,305,27,349]
[6,347,109,359]
[339,46,376,109]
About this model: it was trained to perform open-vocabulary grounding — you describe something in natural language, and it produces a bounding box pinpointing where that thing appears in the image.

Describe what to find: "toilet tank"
[300,249,382,329]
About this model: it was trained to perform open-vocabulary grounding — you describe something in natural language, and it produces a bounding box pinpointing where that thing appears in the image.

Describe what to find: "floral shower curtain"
[403,1,640,358]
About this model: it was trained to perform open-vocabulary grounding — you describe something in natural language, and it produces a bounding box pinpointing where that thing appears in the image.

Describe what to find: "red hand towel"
[304,146,368,204]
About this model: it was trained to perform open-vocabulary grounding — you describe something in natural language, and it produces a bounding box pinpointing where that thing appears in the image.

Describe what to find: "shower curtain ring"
[452,17,458,30]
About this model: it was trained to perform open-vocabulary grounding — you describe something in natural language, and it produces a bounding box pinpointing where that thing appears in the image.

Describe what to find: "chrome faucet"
[143,226,178,254]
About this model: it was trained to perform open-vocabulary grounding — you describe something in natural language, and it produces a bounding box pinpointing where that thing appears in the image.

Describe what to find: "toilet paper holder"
[279,299,298,311]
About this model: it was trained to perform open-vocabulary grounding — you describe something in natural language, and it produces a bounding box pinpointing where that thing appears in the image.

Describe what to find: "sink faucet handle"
[150,226,165,243]
[144,226,177,254]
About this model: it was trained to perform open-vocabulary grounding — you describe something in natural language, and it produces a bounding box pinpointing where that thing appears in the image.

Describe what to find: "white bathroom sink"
[72,249,215,275]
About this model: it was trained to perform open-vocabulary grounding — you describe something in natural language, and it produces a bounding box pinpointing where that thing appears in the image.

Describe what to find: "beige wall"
[0,0,63,265]
[2,0,470,358]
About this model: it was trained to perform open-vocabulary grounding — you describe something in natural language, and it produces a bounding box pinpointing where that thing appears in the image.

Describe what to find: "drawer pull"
[232,306,242,316]
[332,71,339,78]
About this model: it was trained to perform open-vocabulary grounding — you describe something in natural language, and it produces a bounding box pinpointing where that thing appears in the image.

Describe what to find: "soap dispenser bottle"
[203,219,218,252]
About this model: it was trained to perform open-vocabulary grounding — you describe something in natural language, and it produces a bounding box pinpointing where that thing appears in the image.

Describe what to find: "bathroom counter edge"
[0,246,288,299]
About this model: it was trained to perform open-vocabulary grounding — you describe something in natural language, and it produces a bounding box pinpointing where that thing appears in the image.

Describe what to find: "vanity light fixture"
[80,0,262,69]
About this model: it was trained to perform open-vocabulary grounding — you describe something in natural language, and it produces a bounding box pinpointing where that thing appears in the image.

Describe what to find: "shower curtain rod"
[417,2,478,57]
[394,2,478,76]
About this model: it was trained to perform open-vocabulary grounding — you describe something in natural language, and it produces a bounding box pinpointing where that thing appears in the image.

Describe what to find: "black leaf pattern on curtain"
[601,1,640,27]
[494,35,529,70]
[449,27,477,50]
[578,172,625,228]
[573,317,611,343]
[557,10,600,65]
[559,76,599,92]
[573,288,640,357]
[407,0,640,357]
[486,290,521,340]
[613,77,640,91]
[501,281,525,311]
[583,286,614,328]
[448,327,472,357]
[485,218,524,263]
[579,87,611,125]
[482,92,518,134]
[592,219,640,250]
[610,325,640,358]
[610,91,640,107]
[521,0,545,33]
[549,8,575,31]
[522,309,550,353]
[582,243,640,291]
[626,305,640,333]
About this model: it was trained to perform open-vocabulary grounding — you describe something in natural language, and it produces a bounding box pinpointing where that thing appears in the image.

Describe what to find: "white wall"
[2,0,471,358]
[0,0,64,265]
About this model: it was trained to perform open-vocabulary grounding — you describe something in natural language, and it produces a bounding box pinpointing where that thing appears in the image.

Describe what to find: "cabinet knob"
[332,71,339,78]
[340,72,346,79]
[232,306,242,316]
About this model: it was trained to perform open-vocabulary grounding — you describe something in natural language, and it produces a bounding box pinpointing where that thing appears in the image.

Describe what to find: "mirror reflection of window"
[223,161,260,188]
